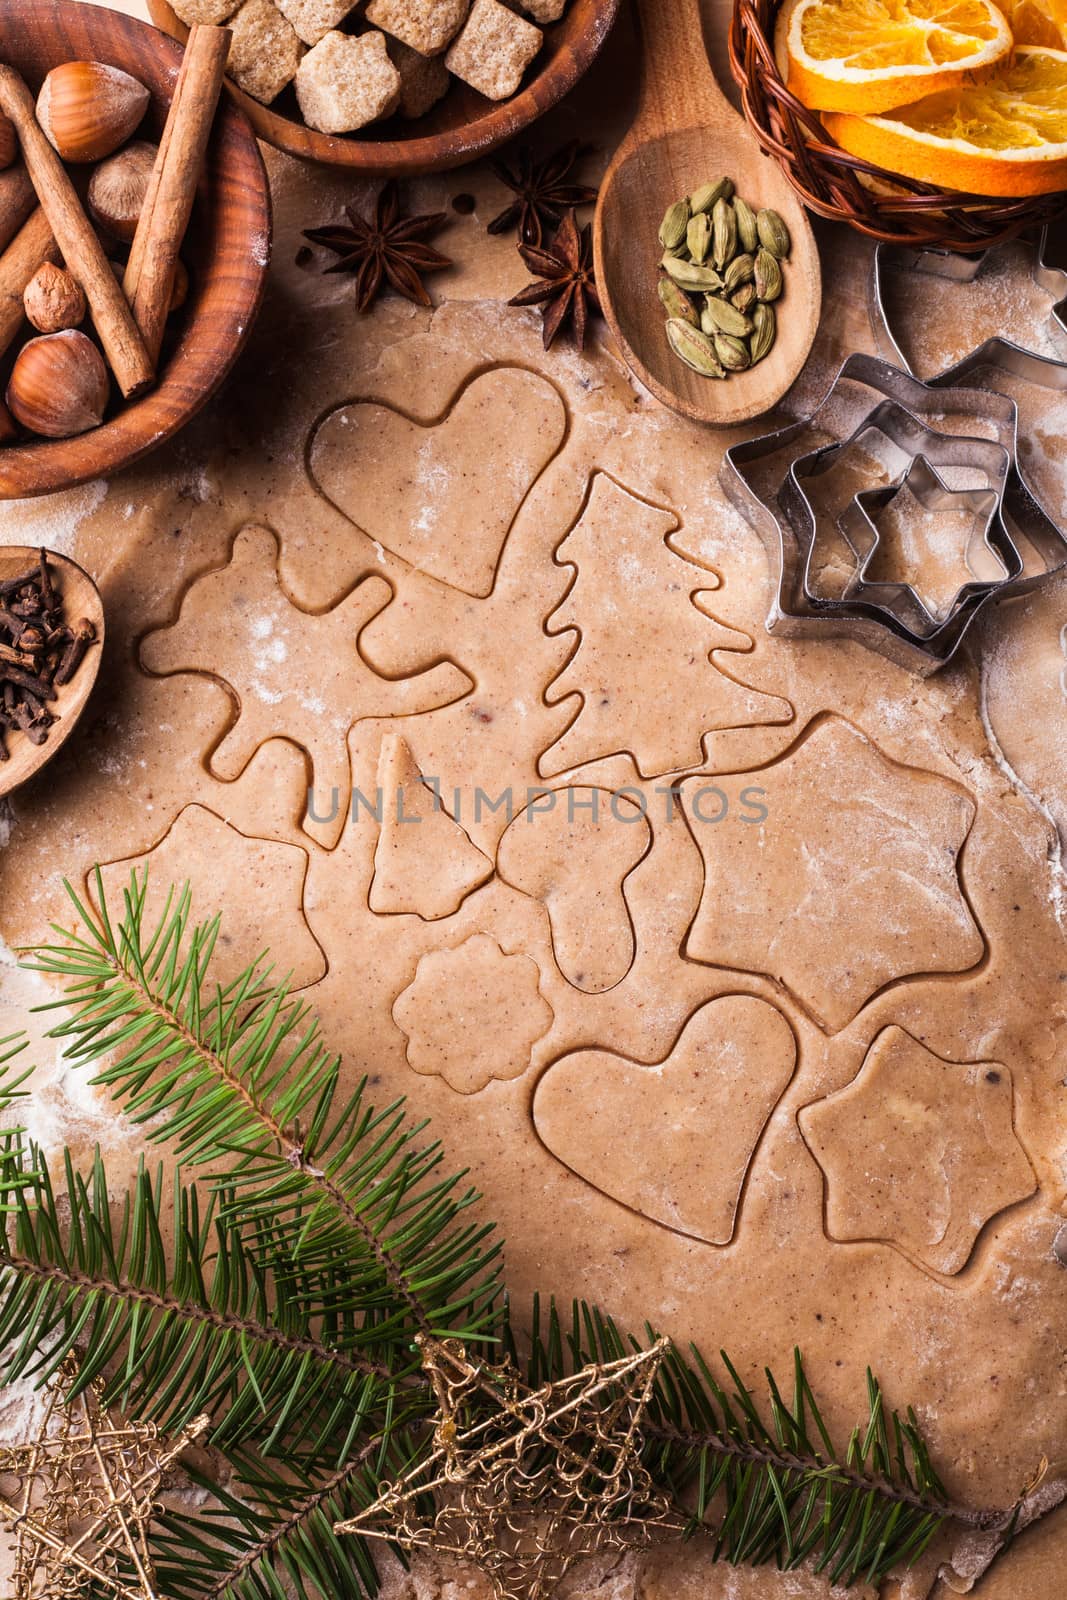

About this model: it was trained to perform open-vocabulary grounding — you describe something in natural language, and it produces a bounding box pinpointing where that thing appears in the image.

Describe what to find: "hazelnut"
[23,263,87,333]
[36,61,150,164]
[88,140,158,242]
[7,330,110,438]
[0,399,17,444]
[0,113,16,172]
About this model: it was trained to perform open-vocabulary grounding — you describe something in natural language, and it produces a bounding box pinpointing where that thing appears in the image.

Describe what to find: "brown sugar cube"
[445,0,542,99]
[275,0,357,45]
[170,0,242,21]
[364,0,470,56]
[228,0,305,104]
[513,0,566,20]
[295,30,401,133]
[387,37,451,118]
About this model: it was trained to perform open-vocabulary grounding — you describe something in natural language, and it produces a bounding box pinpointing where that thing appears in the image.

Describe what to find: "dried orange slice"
[823,45,1067,194]
[785,0,1014,113]
[1008,0,1067,45]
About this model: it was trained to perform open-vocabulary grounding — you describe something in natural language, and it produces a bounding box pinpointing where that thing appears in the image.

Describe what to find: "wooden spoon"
[594,0,822,426]
[0,545,103,801]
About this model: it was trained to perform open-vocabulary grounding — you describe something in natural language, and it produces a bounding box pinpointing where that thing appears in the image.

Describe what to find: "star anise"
[488,140,598,248]
[303,179,451,313]
[508,209,600,351]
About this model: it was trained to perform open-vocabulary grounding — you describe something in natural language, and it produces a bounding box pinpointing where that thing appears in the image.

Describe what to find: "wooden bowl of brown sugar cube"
[0,0,270,499]
[148,0,621,172]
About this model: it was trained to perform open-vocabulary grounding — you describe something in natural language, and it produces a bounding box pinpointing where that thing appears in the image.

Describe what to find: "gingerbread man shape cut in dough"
[140,525,472,850]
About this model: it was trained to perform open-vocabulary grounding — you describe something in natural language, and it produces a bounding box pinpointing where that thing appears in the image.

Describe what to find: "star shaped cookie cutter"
[722,352,1064,673]
[872,231,1067,592]
[840,455,1004,636]
[782,399,1018,643]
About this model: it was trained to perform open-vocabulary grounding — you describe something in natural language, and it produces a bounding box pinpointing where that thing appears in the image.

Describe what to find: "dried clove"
[0,548,96,759]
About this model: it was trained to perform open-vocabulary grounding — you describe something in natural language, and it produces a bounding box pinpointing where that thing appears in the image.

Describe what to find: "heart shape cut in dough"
[533,995,796,1244]
[309,369,567,597]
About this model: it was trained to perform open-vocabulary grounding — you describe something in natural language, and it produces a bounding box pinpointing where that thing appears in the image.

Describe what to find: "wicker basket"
[729,0,1067,251]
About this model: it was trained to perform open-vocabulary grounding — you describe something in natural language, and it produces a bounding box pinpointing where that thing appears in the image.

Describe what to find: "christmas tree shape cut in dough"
[140,525,472,851]
[534,995,796,1244]
[800,1026,1036,1275]
[497,786,650,993]
[681,717,983,1033]
[394,934,554,1094]
[309,368,568,597]
[540,473,792,779]
[370,732,493,921]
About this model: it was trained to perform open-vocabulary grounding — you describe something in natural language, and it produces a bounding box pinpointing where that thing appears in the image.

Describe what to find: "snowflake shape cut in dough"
[680,717,983,1032]
[393,934,554,1094]
[799,1026,1036,1274]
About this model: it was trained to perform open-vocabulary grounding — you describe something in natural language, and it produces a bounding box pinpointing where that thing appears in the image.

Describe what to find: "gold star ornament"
[0,1360,209,1600]
[335,1334,680,1600]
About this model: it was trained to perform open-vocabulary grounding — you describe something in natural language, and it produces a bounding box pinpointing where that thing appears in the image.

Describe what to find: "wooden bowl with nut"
[0,0,270,499]
[147,0,621,172]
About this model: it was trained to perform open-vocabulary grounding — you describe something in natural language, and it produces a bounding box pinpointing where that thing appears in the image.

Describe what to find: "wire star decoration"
[0,1361,209,1600]
[334,1334,680,1600]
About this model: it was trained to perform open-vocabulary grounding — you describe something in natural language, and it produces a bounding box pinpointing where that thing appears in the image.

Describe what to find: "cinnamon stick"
[0,165,36,256]
[124,24,231,365]
[0,65,153,398]
[0,207,58,361]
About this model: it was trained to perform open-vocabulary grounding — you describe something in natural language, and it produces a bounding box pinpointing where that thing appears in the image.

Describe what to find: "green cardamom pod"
[756,208,791,258]
[665,317,726,378]
[714,332,750,371]
[662,253,724,291]
[712,196,737,272]
[658,198,690,251]
[731,281,757,314]
[749,302,776,363]
[689,177,733,215]
[658,274,699,325]
[733,195,758,254]
[754,246,783,302]
[701,295,754,338]
[686,212,712,264]
[724,252,755,292]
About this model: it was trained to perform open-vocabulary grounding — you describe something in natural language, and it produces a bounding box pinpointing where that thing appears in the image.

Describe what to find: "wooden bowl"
[147,0,621,172]
[0,0,271,499]
[0,546,104,798]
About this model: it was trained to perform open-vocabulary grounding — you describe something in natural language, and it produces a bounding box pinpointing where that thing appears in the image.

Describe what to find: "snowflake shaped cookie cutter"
[722,352,1067,673]
[871,224,1067,389]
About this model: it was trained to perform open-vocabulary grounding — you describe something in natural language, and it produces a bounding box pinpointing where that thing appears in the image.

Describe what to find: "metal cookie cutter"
[785,409,1017,643]
[870,227,1067,592]
[842,456,1003,635]
[722,352,1029,672]
[871,224,1067,391]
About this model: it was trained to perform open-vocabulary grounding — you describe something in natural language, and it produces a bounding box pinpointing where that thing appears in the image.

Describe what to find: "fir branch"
[0,1126,417,1458]
[24,872,502,1347]
[522,1298,963,1587]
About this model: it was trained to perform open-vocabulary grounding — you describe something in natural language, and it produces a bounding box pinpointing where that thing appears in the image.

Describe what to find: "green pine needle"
[0,871,1013,1599]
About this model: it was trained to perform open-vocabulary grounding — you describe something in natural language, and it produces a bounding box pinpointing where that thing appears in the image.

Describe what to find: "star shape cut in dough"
[800,1026,1036,1274]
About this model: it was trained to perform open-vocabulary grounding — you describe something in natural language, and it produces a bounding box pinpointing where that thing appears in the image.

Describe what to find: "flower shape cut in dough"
[393,934,554,1094]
